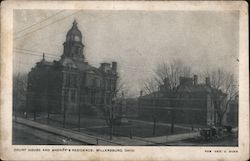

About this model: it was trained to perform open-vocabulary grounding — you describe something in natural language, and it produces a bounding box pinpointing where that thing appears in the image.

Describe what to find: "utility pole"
[62,73,66,128]
[33,106,36,121]
[110,98,114,140]
[170,109,175,134]
[47,107,50,124]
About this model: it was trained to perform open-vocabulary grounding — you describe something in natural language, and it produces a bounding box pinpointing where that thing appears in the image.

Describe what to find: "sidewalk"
[130,119,200,131]
[141,132,199,144]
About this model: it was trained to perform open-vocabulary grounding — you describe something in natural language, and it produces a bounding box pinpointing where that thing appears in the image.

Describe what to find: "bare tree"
[154,59,192,90]
[200,68,238,126]
[115,79,129,98]
[142,59,192,135]
[100,101,114,140]
[143,77,159,95]
[143,59,192,94]
[99,77,128,140]
[13,73,28,114]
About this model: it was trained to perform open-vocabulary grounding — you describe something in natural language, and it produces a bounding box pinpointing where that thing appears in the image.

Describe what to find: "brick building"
[26,20,118,115]
[138,75,227,126]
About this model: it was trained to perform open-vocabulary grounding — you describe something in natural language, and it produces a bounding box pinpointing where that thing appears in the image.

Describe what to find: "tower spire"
[73,19,77,26]
[62,20,85,62]
[42,53,45,61]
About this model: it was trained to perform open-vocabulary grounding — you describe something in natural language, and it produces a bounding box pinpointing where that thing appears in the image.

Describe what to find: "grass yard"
[86,123,192,138]
[33,113,107,129]
[19,112,193,138]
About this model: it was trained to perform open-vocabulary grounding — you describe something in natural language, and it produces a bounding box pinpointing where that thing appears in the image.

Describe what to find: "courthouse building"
[26,20,118,114]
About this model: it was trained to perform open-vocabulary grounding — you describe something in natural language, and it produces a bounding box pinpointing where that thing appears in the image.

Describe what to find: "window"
[64,89,69,103]
[93,77,100,87]
[65,74,70,86]
[71,75,73,87]
[71,90,76,102]
[91,91,95,104]
[107,79,111,90]
[111,79,115,91]
[78,47,81,54]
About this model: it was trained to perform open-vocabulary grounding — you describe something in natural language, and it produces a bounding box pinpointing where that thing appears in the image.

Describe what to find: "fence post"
[25,112,28,119]
[153,116,156,136]
[96,138,99,145]
[63,106,66,128]
[33,111,36,121]
[130,127,133,139]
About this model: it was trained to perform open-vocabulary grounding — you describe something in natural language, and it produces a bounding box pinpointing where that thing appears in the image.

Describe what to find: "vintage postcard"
[0,1,249,161]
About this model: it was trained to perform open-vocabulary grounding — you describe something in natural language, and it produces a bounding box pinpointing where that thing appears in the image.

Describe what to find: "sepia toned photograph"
[1,1,249,161]
[12,9,239,146]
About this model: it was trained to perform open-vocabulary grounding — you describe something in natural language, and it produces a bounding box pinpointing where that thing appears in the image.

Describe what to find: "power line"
[14,49,153,73]
[14,50,59,59]
[14,48,59,58]
[14,10,82,40]
[15,10,64,35]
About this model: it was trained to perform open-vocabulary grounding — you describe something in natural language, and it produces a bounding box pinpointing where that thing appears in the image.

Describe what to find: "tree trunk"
[171,110,175,134]
[63,106,66,128]
[153,117,156,136]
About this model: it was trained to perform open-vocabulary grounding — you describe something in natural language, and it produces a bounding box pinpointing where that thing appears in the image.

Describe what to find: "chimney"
[140,90,143,96]
[205,77,210,86]
[112,61,117,72]
[100,63,111,72]
[164,77,170,89]
[193,75,198,85]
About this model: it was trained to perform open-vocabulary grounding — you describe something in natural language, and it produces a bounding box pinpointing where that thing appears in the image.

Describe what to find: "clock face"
[74,36,81,41]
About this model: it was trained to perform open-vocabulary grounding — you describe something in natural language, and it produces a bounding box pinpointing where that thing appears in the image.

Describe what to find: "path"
[130,119,200,131]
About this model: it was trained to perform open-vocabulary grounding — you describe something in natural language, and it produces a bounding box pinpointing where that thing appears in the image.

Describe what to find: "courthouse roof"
[66,20,82,40]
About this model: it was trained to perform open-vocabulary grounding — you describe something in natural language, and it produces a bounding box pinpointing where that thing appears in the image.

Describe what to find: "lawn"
[18,113,192,138]
[32,113,107,129]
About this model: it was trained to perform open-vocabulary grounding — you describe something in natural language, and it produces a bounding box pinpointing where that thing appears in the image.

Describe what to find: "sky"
[13,10,239,97]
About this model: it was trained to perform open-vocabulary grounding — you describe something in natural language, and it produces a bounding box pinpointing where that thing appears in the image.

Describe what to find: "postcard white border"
[1,1,249,161]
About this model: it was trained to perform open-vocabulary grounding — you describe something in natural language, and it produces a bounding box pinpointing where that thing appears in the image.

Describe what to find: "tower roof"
[66,20,82,40]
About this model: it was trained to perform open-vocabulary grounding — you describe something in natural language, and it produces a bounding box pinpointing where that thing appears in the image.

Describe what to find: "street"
[13,122,84,145]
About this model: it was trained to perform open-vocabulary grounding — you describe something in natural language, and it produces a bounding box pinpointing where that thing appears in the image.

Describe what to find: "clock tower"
[62,20,85,62]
